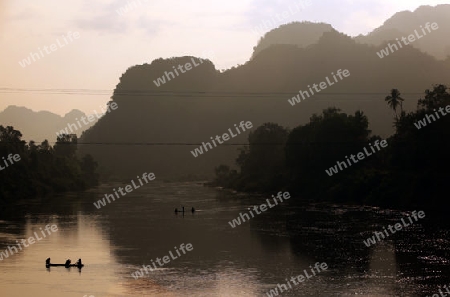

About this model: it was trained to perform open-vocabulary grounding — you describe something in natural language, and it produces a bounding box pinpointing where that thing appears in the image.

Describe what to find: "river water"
[0,181,449,296]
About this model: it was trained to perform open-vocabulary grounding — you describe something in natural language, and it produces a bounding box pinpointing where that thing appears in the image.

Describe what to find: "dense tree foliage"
[213,85,449,210]
[234,123,289,192]
[285,108,372,200]
[0,126,99,203]
[385,84,450,209]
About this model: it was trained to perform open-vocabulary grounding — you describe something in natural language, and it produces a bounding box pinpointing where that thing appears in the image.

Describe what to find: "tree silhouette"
[385,89,404,121]
[0,126,99,202]
[418,84,449,110]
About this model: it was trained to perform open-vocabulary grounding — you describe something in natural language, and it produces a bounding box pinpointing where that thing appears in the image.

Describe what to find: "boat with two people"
[174,206,195,214]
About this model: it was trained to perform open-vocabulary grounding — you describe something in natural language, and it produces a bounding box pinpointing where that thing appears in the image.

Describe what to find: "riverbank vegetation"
[212,84,450,210]
[0,126,99,203]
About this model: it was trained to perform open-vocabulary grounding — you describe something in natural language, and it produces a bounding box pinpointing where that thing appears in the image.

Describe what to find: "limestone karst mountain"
[0,106,97,143]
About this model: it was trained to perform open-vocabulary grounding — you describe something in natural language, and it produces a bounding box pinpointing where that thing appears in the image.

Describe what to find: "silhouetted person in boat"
[65,259,71,268]
[175,207,186,215]
[191,207,195,213]
[46,258,50,265]
[76,259,82,267]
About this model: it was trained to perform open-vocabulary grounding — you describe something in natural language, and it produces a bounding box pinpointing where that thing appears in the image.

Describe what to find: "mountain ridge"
[0,105,97,143]
[252,4,450,61]
[79,25,450,179]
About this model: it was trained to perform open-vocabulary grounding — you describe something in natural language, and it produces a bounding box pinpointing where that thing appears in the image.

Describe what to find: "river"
[0,181,449,296]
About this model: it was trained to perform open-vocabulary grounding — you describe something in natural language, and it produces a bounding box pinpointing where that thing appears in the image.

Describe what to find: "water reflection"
[0,183,449,296]
[0,212,122,297]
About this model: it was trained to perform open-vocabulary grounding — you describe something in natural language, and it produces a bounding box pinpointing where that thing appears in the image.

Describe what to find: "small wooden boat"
[175,207,195,213]
[46,263,84,268]
[45,258,84,268]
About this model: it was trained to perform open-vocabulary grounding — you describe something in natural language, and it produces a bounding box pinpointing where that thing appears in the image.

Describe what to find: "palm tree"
[385,89,404,120]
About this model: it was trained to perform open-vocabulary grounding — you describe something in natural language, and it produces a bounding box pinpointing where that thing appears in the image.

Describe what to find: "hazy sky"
[0,0,447,116]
